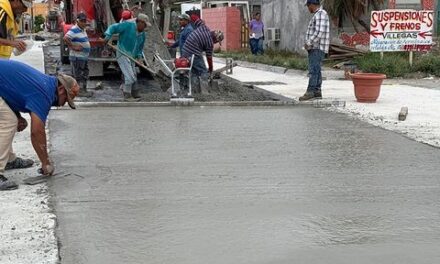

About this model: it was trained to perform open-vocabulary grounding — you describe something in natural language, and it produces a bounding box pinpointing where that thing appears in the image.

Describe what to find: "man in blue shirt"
[169,14,193,55]
[103,13,150,101]
[0,60,79,190]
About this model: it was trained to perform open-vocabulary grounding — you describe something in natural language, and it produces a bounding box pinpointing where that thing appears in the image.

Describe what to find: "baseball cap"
[21,0,32,8]
[137,13,152,27]
[57,73,79,109]
[121,10,133,20]
[305,0,320,5]
[77,13,87,21]
[211,30,224,44]
[178,13,190,21]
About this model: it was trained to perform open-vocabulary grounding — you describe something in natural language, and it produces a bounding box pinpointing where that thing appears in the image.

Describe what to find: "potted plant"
[350,73,386,103]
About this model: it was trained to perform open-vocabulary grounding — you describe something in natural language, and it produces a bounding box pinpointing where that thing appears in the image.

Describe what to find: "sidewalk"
[0,41,58,264]
[214,58,440,148]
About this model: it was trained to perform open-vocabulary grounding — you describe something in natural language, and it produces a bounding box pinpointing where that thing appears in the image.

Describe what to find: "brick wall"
[421,0,434,9]
[203,7,242,51]
[389,0,434,9]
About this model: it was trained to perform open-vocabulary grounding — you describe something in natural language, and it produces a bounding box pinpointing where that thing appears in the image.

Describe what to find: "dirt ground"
[43,41,279,103]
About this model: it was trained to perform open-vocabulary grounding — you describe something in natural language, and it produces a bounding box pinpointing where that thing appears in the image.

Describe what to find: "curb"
[214,57,287,74]
[214,56,345,80]
[63,99,347,109]
[72,101,298,108]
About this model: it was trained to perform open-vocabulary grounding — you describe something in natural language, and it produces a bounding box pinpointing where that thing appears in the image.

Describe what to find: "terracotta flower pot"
[351,73,386,103]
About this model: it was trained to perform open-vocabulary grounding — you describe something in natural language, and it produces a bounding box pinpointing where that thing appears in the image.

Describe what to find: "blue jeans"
[70,57,89,89]
[307,49,325,94]
[191,55,208,77]
[250,38,264,55]
[116,52,137,93]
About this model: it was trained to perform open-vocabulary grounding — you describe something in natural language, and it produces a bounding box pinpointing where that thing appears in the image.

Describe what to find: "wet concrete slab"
[49,107,440,264]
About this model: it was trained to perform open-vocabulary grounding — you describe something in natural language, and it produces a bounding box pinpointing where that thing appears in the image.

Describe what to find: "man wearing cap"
[64,12,93,97]
[0,59,79,190]
[103,13,150,101]
[181,17,223,91]
[0,0,36,173]
[300,0,330,101]
[169,13,193,55]
[0,0,31,59]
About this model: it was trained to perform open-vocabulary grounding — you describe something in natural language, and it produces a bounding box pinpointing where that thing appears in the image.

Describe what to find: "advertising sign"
[370,10,434,52]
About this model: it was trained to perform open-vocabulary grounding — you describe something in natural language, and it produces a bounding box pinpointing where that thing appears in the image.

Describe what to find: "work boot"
[5,157,34,170]
[199,76,210,95]
[0,175,18,191]
[131,89,142,99]
[314,91,322,99]
[123,92,141,102]
[299,92,316,101]
[78,89,94,97]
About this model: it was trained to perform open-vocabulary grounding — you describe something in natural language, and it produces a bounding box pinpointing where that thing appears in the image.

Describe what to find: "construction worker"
[0,0,30,59]
[0,60,80,190]
[300,0,330,101]
[102,13,151,101]
[181,17,223,92]
[64,12,93,97]
[0,0,35,173]
[168,13,193,55]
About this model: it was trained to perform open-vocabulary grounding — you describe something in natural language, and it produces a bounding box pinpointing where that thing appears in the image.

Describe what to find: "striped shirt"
[182,20,213,58]
[305,8,330,53]
[65,25,91,59]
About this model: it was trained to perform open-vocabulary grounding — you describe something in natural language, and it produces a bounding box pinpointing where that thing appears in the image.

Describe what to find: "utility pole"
[30,1,34,33]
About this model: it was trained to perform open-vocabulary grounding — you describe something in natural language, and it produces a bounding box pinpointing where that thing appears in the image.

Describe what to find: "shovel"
[107,43,157,76]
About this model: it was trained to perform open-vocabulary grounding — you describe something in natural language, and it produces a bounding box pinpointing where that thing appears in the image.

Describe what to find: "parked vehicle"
[60,0,127,76]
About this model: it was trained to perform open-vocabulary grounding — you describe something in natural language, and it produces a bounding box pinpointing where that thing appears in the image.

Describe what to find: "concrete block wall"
[203,7,242,51]
[262,0,310,53]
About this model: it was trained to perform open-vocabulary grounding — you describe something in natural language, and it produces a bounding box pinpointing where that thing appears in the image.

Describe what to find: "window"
[395,0,422,9]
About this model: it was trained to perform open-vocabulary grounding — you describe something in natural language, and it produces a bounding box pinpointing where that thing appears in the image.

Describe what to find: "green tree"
[33,14,45,33]
[323,0,385,32]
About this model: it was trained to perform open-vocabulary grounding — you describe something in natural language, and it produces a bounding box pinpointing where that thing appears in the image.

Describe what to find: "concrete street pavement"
[51,107,440,264]
[3,38,440,264]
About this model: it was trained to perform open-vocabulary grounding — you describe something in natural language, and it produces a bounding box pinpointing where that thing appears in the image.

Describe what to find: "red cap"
[121,10,132,20]
[190,14,200,23]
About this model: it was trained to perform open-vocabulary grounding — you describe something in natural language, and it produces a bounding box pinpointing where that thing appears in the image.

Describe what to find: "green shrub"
[353,52,411,78]
[217,50,440,77]
[413,55,440,76]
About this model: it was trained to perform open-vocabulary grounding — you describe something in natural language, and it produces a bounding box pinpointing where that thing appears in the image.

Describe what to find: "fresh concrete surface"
[50,107,440,264]
[213,60,440,148]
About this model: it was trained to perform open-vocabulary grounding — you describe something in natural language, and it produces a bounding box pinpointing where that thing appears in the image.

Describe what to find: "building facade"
[261,0,309,52]
[261,0,438,52]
